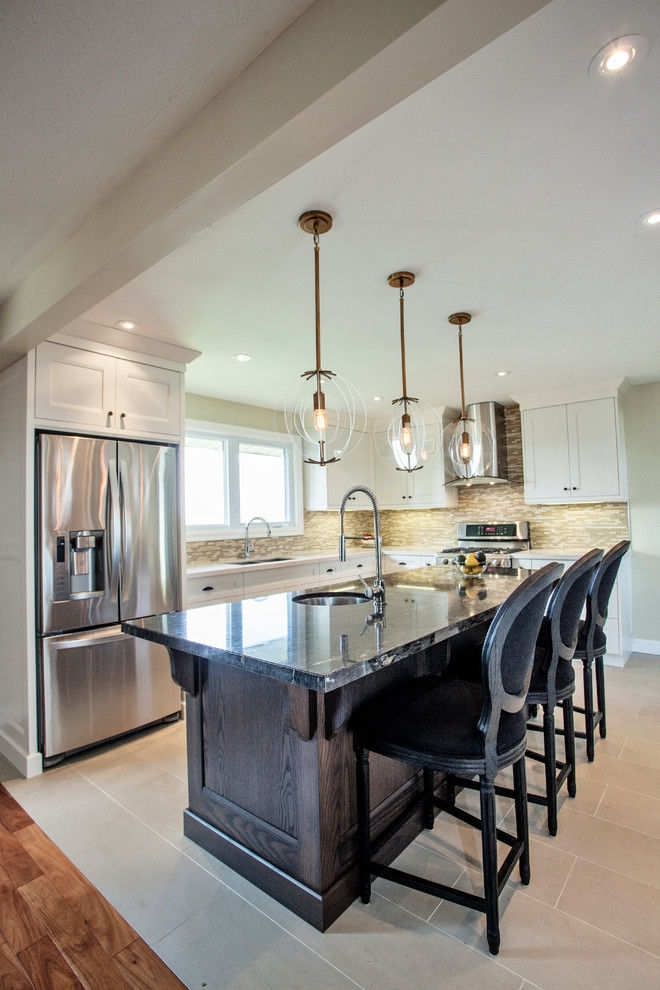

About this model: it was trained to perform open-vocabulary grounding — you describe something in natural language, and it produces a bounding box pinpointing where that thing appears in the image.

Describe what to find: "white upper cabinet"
[517,384,627,504]
[303,431,374,511]
[372,429,457,509]
[35,341,181,437]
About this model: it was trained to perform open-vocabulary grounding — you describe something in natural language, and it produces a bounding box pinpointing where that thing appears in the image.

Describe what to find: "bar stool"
[352,562,561,956]
[523,549,603,834]
[446,551,602,835]
[573,540,630,761]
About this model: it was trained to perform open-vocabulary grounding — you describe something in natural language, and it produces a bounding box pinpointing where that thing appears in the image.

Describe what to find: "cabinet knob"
[107,411,113,417]
[563,486,570,491]
[572,486,578,490]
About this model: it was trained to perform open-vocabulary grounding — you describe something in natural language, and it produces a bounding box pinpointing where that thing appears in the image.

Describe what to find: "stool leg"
[354,743,372,903]
[513,756,530,886]
[595,656,607,739]
[543,705,558,836]
[563,696,577,799]
[423,768,435,829]
[582,658,596,762]
[445,773,456,808]
[479,777,500,956]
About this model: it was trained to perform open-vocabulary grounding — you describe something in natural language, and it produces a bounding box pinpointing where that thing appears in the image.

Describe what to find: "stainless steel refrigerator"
[36,432,182,764]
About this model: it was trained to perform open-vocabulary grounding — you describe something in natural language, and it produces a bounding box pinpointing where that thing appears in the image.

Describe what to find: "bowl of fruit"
[455,551,487,576]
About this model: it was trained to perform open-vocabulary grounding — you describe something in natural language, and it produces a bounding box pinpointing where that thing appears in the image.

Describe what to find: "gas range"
[436,521,530,569]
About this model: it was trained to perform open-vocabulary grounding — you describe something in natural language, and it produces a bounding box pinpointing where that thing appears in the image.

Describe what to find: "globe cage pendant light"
[283,211,366,466]
[379,272,441,473]
[444,312,494,480]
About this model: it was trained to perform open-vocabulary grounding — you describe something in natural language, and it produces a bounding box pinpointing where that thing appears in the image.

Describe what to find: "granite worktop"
[124,566,532,693]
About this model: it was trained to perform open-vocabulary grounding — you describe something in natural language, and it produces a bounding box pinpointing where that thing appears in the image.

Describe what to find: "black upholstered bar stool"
[352,563,561,956]
[522,549,603,834]
[446,551,602,836]
[573,540,630,762]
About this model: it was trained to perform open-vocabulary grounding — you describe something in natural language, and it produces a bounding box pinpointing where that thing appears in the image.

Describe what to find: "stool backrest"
[478,562,563,775]
[540,549,603,705]
[584,540,631,650]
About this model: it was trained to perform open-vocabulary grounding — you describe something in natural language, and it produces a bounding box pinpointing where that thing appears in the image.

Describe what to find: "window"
[184,420,303,541]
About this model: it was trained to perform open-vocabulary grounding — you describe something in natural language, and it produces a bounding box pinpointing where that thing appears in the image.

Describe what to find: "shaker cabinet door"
[522,404,571,500]
[35,342,116,428]
[567,398,620,499]
[115,359,181,436]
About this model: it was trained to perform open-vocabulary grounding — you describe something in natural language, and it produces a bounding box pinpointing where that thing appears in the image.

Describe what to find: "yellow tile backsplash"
[186,406,629,565]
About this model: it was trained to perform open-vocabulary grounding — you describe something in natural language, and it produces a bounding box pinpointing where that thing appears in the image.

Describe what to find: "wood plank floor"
[0,784,186,990]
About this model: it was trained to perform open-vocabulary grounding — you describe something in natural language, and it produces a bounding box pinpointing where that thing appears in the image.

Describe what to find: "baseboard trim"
[632,638,660,656]
[0,733,43,779]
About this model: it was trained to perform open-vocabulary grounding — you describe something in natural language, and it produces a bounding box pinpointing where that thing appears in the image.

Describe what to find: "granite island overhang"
[123,566,530,930]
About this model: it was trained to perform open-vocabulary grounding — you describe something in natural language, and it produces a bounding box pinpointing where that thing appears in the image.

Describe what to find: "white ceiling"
[3,0,660,417]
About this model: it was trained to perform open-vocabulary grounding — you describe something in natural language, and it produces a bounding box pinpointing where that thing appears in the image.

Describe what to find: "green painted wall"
[186,393,286,433]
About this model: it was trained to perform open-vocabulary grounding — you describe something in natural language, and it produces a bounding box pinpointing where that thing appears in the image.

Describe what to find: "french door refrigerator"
[36,432,182,764]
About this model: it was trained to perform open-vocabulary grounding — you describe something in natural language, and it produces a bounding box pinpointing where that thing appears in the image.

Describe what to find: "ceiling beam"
[0,0,551,368]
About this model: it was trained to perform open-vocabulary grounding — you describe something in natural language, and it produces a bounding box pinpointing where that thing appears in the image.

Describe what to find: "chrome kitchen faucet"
[244,516,271,559]
[339,486,385,605]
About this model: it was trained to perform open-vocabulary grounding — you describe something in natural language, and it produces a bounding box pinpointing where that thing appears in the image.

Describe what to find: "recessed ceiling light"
[373,396,383,401]
[588,35,649,81]
[116,319,138,330]
[496,370,510,377]
[638,209,660,227]
[233,353,251,362]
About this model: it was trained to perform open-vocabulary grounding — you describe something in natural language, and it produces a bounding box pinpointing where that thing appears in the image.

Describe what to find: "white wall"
[621,382,660,648]
[0,356,41,776]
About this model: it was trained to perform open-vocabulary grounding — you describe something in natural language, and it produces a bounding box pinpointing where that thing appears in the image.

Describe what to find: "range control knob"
[490,558,500,567]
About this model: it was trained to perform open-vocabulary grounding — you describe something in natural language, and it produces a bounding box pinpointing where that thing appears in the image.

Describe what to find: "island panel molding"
[124,568,530,929]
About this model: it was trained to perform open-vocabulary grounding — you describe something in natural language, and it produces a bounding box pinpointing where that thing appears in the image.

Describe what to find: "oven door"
[39,625,181,761]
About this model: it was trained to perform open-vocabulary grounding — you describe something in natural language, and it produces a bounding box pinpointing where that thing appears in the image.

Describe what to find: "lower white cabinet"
[186,571,245,606]
[514,553,625,663]
[186,553,381,607]
[385,552,436,568]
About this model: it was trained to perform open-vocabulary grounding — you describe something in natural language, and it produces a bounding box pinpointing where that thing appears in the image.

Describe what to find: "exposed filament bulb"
[401,414,413,449]
[460,430,471,463]
[313,391,327,433]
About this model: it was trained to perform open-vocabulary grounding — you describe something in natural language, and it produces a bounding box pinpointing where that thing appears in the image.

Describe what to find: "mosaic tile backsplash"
[186,406,630,565]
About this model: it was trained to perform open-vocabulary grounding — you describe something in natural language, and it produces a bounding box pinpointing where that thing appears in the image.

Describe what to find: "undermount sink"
[292,592,370,606]
[230,557,292,565]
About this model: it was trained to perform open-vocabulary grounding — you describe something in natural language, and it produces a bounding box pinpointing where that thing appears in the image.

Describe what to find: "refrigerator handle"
[107,458,121,603]
[118,457,132,605]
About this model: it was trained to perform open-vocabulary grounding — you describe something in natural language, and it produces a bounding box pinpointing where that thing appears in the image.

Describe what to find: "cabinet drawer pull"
[326,568,334,573]
[202,586,214,592]
[356,563,363,568]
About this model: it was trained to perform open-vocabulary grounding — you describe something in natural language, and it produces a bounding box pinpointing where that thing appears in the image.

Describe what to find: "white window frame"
[184,419,304,542]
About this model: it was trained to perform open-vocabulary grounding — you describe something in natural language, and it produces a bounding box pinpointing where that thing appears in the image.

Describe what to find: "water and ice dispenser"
[54,530,106,598]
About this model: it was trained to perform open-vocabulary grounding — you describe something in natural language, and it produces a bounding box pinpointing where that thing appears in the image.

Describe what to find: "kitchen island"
[124,565,529,930]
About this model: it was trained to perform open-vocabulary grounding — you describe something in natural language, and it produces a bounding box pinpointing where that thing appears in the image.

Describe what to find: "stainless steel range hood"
[446,401,509,487]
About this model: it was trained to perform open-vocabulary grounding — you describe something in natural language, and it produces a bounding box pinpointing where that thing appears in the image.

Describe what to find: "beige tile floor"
[2,652,660,990]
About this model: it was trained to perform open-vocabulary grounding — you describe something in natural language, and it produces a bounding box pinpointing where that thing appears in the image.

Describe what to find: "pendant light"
[378,272,441,473]
[445,312,493,480]
[283,211,366,466]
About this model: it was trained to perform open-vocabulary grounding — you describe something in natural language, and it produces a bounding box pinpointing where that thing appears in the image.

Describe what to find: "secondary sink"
[230,557,292,565]
[292,592,370,606]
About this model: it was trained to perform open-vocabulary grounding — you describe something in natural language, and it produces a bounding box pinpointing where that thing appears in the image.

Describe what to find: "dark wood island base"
[171,644,451,931]
[124,568,525,930]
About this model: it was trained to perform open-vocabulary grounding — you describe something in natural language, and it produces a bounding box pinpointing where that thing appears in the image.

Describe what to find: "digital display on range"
[465,523,518,538]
